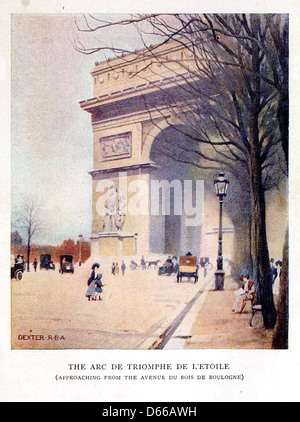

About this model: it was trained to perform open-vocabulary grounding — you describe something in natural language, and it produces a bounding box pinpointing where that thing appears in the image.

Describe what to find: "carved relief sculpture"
[100,132,132,161]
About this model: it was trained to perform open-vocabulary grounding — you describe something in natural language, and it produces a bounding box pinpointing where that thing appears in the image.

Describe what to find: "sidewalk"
[166,275,274,349]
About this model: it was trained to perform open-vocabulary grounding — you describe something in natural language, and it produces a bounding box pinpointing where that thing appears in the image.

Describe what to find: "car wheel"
[16,270,23,281]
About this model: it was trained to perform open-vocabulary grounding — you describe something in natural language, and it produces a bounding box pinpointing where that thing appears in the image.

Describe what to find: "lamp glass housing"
[214,172,229,197]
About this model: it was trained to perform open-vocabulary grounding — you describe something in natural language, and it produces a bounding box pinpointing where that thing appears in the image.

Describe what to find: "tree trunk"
[277,92,289,169]
[248,99,277,328]
[248,15,277,329]
[27,239,31,272]
[249,163,277,329]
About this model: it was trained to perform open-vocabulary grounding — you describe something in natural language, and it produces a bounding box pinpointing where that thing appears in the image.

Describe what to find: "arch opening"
[149,126,204,257]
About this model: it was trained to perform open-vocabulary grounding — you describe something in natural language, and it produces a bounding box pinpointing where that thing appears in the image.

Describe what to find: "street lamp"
[134,233,138,256]
[78,234,83,266]
[214,172,229,290]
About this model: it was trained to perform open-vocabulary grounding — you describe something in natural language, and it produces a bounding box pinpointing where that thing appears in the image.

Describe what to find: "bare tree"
[75,13,288,330]
[14,199,43,272]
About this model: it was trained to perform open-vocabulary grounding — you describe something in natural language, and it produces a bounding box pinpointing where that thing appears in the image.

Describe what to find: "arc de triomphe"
[80,40,232,259]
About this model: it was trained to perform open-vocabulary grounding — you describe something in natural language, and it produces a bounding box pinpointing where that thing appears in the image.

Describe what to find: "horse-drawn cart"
[177,256,198,283]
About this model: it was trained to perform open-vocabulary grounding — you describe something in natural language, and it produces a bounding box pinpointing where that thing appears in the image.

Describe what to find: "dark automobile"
[40,254,55,270]
[59,254,74,274]
[11,254,25,281]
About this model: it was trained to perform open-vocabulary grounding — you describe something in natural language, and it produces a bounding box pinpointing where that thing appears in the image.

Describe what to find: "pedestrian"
[185,252,192,280]
[273,260,282,296]
[270,258,277,284]
[121,261,126,276]
[172,256,179,272]
[33,258,38,272]
[85,265,96,301]
[94,273,104,301]
[85,278,96,301]
[115,262,119,276]
[111,262,116,275]
[200,257,207,277]
[141,255,146,270]
[17,254,24,264]
[275,260,282,279]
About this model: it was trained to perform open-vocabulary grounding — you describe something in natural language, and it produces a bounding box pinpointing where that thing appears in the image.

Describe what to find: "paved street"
[11,258,213,350]
[166,275,274,349]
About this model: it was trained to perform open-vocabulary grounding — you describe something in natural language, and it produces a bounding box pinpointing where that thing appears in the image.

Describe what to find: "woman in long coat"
[85,264,98,301]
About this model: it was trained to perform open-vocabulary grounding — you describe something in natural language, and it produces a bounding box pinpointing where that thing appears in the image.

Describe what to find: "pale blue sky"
[11,14,146,245]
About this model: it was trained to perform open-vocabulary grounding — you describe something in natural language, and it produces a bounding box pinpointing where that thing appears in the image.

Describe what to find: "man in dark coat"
[121,261,126,276]
[33,258,38,272]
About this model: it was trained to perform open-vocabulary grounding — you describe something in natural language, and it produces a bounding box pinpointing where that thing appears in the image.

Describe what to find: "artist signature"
[18,334,65,341]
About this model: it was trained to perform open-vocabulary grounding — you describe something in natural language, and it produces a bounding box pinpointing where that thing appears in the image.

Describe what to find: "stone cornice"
[79,71,192,113]
[89,162,158,176]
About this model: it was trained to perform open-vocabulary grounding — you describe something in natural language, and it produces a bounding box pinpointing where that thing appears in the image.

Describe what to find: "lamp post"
[214,172,229,290]
[134,233,138,256]
[78,234,83,266]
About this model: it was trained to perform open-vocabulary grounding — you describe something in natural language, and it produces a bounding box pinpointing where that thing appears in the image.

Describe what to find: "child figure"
[94,274,104,301]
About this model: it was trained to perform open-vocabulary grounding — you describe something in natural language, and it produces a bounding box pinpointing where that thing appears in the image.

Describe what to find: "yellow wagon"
[177,256,198,283]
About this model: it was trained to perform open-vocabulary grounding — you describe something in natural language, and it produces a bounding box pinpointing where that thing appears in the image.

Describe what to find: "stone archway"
[80,40,235,262]
[148,125,204,256]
